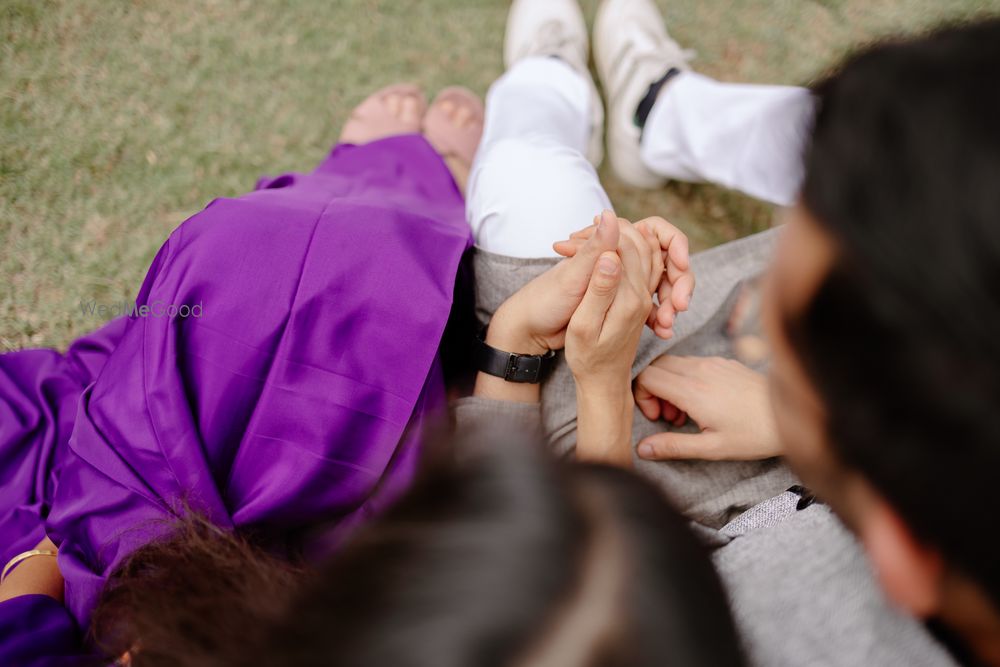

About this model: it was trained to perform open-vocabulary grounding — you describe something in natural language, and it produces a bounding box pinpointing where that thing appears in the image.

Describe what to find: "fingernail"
[598,257,618,275]
[638,443,654,458]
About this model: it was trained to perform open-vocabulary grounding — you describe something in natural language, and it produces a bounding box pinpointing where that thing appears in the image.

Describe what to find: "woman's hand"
[564,221,659,467]
[633,355,782,461]
[554,215,694,339]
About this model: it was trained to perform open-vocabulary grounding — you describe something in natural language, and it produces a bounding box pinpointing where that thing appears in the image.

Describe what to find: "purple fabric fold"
[0,134,472,640]
[0,595,86,667]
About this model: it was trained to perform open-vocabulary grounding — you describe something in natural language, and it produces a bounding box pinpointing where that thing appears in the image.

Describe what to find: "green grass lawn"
[2,0,997,350]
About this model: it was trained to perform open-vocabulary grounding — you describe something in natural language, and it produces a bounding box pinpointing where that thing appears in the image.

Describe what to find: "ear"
[859,495,945,617]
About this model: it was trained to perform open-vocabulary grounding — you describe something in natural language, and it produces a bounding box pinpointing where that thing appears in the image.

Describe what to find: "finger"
[553,215,600,256]
[552,238,583,256]
[637,432,723,461]
[638,222,662,294]
[648,354,706,378]
[616,222,652,299]
[557,210,620,294]
[634,365,699,413]
[570,217,599,239]
[668,404,688,427]
[655,281,676,329]
[634,379,662,421]
[646,302,660,329]
[565,216,600,242]
[567,251,622,343]
[670,273,695,312]
[660,399,679,422]
[652,324,675,339]
[640,216,694,312]
[639,216,690,272]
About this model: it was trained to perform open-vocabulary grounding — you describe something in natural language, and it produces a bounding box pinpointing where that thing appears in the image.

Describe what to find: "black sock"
[634,67,682,133]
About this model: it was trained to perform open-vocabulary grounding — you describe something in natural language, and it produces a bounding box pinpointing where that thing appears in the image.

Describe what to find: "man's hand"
[633,355,782,461]
[564,224,658,467]
[553,216,694,339]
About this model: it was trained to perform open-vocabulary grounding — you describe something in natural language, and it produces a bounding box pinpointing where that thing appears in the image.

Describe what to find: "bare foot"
[422,86,484,192]
[339,83,426,145]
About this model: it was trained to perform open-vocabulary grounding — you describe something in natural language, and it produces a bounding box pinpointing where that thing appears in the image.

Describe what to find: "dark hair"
[93,441,743,667]
[791,17,1000,606]
[90,513,303,667]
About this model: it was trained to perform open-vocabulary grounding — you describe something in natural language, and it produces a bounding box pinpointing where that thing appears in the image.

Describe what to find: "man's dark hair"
[93,440,743,667]
[791,17,1000,607]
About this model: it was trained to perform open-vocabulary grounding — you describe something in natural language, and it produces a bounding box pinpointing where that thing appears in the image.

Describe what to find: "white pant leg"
[467,57,612,258]
[640,72,814,207]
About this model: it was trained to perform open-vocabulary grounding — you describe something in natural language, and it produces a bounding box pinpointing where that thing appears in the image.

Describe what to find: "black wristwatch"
[474,326,556,384]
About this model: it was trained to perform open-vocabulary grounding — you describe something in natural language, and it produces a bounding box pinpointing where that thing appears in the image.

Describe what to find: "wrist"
[573,370,632,397]
[487,305,550,356]
[576,380,633,414]
[574,382,634,467]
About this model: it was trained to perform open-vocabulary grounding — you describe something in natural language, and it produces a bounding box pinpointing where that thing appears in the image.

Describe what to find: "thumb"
[561,209,619,288]
[636,432,722,461]
[569,251,622,340]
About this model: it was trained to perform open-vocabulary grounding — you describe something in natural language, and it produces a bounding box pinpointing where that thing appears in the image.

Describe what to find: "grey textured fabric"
[720,489,802,538]
[714,502,957,666]
[466,228,797,527]
[449,400,956,666]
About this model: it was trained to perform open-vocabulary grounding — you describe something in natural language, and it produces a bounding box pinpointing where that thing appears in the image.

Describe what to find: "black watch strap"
[474,326,556,384]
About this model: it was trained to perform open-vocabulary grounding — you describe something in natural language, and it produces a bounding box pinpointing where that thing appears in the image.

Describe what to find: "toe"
[385,93,402,115]
[454,105,472,127]
[400,95,421,123]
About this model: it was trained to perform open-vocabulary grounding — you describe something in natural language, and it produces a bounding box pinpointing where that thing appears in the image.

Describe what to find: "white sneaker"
[594,0,691,187]
[504,0,605,166]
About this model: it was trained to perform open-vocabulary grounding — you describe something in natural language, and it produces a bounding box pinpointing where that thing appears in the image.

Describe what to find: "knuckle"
[571,319,597,340]
[593,280,617,297]
[622,291,643,315]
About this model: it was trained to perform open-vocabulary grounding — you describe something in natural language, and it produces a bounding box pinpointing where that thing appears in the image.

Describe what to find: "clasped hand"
[488,208,694,358]
[487,209,695,465]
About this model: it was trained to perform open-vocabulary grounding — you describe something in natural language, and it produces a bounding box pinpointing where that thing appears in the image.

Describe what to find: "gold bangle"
[1,550,58,584]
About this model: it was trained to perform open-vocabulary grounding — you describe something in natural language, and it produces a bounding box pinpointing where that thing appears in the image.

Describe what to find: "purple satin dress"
[0,134,472,664]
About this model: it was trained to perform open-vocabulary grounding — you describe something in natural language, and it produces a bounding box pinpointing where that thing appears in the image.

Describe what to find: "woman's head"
[94,439,743,667]
[248,440,742,667]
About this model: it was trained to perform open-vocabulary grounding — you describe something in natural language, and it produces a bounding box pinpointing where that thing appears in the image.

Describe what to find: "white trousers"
[641,71,814,207]
[466,57,612,258]
[466,58,813,258]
